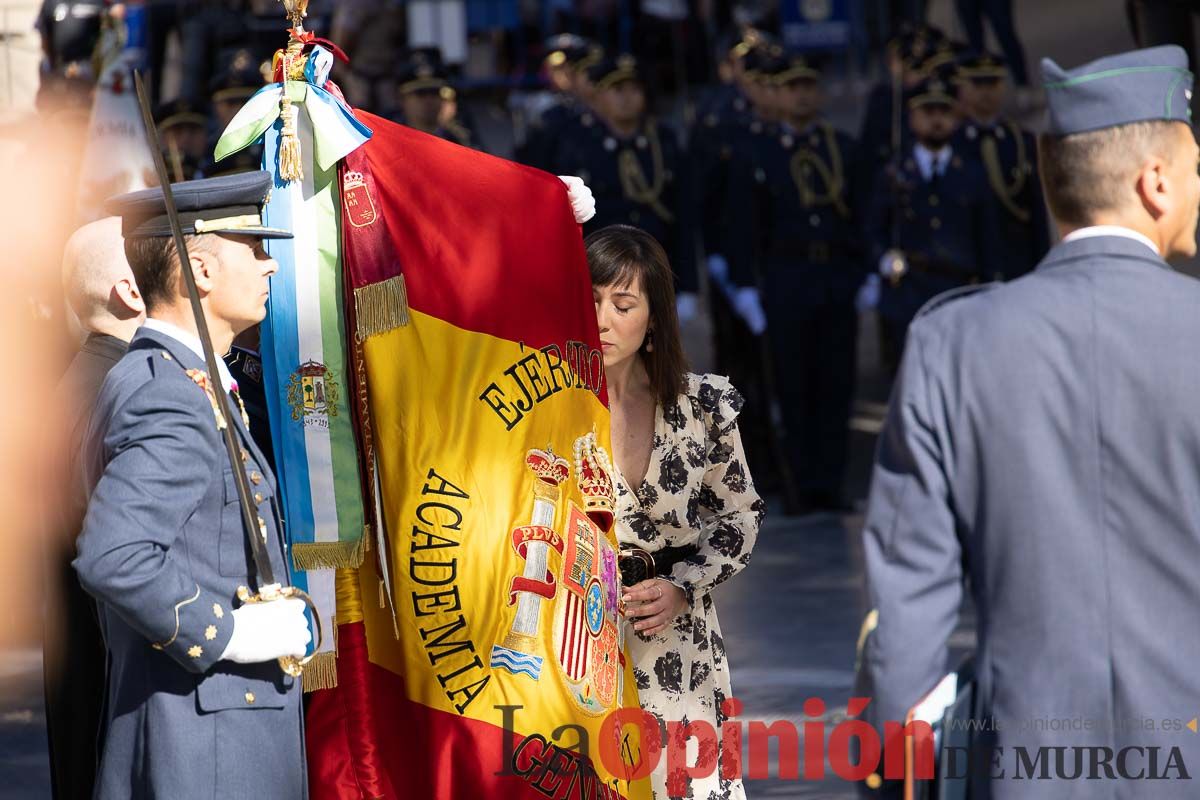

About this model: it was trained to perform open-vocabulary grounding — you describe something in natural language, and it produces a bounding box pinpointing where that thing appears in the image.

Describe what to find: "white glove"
[878,248,907,280]
[856,273,881,312]
[706,254,734,300]
[558,175,596,224]
[676,291,700,324]
[732,286,767,335]
[220,597,311,664]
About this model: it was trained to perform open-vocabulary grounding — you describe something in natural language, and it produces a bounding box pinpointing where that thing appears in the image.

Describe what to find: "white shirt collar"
[1061,225,1160,256]
[913,143,951,181]
[142,318,237,393]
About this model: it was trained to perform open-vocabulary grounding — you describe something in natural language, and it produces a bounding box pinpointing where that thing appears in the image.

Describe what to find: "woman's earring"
[644,330,654,353]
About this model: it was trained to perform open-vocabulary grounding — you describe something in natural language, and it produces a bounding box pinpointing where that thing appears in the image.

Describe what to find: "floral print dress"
[615,373,766,800]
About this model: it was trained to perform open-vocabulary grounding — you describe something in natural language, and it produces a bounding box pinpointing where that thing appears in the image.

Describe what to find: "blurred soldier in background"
[155,99,209,182]
[867,75,1001,373]
[200,49,265,178]
[46,218,145,800]
[728,52,863,513]
[556,54,698,301]
[517,35,603,170]
[953,51,1050,278]
[858,25,947,191]
[390,50,473,148]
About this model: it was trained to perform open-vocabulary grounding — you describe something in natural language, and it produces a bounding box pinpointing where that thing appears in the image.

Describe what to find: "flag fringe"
[291,538,365,571]
[354,275,410,339]
[301,650,338,692]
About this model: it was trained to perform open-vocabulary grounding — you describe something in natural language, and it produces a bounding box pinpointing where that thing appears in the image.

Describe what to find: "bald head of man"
[62,217,145,342]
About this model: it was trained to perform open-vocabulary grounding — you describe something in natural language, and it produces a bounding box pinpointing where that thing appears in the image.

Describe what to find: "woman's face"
[594,274,651,370]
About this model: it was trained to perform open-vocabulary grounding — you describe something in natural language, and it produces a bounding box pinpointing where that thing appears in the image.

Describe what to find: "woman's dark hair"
[584,225,687,407]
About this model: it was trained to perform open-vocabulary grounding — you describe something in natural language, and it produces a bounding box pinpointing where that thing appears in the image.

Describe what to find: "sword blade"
[132,71,277,588]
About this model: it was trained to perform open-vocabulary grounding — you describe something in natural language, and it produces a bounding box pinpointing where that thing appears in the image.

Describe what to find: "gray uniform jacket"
[859,235,1200,798]
[74,326,306,800]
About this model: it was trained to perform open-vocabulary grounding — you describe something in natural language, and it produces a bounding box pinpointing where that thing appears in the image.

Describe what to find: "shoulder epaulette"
[914,281,1000,319]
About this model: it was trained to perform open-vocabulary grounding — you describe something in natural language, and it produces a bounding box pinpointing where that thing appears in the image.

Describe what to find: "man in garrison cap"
[855,46,1200,798]
[75,171,311,799]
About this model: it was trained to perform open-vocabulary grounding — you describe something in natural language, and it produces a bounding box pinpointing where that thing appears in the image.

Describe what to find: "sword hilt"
[236,584,324,678]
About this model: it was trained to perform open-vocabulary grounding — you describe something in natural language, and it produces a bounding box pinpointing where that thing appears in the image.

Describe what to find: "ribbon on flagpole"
[215,45,372,690]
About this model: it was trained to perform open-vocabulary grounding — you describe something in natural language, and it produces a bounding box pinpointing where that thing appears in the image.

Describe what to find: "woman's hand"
[622,578,688,637]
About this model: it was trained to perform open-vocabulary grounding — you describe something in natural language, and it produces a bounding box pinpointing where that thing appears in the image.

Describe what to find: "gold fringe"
[301,650,338,693]
[354,275,411,339]
[291,538,365,571]
[336,567,365,625]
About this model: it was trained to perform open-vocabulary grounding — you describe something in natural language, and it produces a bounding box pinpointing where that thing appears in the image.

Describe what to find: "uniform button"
[931,217,942,230]
[603,137,616,152]
[254,492,264,504]
[809,214,820,227]
[635,135,647,149]
[258,517,268,542]
[250,471,262,485]
[241,449,249,463]
[245,692,256,705]
[929,195,939,206]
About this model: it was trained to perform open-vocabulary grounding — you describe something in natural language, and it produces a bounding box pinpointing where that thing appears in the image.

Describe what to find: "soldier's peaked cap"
[1042,45,1193,135]
[106,171,292,240]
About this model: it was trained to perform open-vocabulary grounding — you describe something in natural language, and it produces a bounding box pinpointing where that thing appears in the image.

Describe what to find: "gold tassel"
[301,650,338,692]
[277,36,305,184]
[278,99,303,183]
[354,275,411,339]
[290,538,365,571]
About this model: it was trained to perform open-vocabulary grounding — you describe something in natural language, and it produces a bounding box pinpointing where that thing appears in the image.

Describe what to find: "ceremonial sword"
[132,71,322,677]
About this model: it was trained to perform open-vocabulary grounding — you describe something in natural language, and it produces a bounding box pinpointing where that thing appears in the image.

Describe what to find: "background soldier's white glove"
[733,286,767,335]
[676,291,700,324]
[220,597,311,664]
[558,175,596,224]
[856,273,882,311]
[878,249,907,280]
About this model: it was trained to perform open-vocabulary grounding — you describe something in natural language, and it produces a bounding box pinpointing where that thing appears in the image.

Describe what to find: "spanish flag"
[306,112,652,800]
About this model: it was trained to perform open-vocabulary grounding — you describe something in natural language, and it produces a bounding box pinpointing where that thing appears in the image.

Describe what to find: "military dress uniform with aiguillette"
[728,109,864,506]
[954,54,1050,278]
[867,128,1002,364]
[559,57,696,293]
[74,174,305,799]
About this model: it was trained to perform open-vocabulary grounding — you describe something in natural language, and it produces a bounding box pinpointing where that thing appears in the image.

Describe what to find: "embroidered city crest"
[343,170,377,228]
[286,360,340,428]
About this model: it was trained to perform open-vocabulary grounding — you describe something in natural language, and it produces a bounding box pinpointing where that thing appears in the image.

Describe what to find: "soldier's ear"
[1133,152,1171,221]
[188,248,218,295]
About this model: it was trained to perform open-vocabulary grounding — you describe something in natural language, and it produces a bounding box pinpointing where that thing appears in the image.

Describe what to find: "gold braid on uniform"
[788,121,849,218]
[618,121,674,223]
[981,121,1031,222]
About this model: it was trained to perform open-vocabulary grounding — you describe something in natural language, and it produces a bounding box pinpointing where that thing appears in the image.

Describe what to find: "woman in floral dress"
[586,225,765,800]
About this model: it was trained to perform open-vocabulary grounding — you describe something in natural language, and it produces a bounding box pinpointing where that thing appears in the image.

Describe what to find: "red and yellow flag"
[307,112,652,800]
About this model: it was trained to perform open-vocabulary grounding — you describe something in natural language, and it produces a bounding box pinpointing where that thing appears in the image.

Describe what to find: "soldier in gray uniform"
[857,45,1200,798]
[75,171,312,799]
